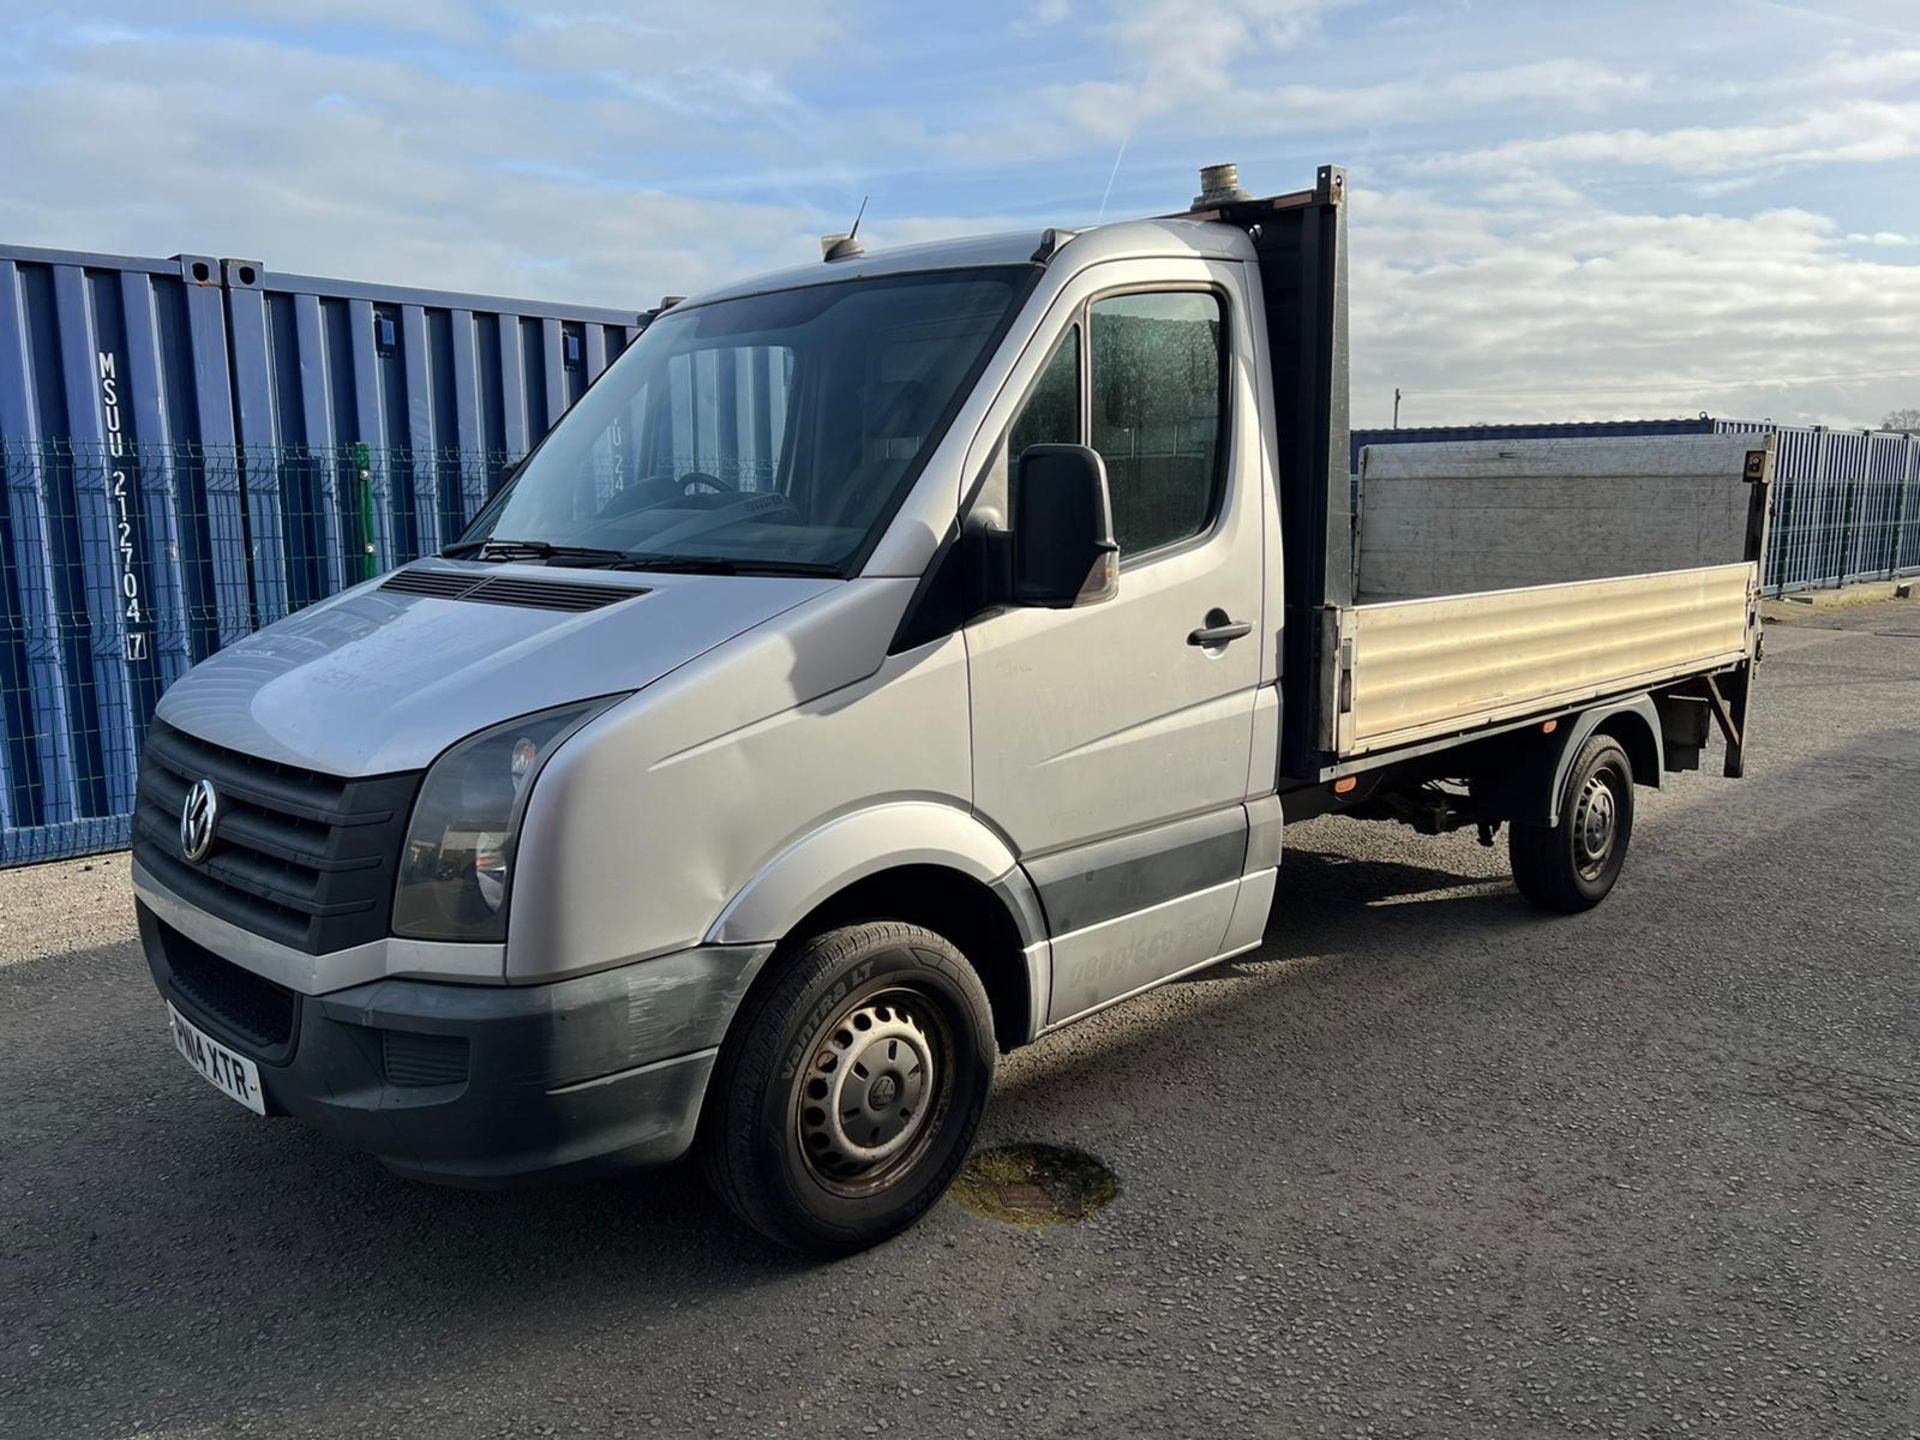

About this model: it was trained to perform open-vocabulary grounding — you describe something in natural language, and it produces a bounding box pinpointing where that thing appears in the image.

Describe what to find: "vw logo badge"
[180,778,219,864]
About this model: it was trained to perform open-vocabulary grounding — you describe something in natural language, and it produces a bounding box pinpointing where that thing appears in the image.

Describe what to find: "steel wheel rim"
[1572,770,1620,882]
[794,986,953,1197]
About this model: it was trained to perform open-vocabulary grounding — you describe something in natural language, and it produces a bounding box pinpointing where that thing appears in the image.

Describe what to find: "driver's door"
[967,259,1265,1025]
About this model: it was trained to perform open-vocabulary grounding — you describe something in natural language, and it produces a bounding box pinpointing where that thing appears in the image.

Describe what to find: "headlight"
[392,697,623,942]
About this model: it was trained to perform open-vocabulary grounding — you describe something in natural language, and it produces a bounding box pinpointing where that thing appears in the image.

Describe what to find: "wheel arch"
[1477,694,1664,827]
[1549,696,1663,824]
[1593,706,1662,795]
[705,802,1047,1050]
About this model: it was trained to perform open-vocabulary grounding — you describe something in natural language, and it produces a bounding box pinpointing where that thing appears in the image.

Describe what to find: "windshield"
[460,267,1028,575]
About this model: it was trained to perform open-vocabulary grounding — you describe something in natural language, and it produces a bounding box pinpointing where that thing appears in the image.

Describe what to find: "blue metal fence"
[0,241,646,867]
[1353,418,1920,597]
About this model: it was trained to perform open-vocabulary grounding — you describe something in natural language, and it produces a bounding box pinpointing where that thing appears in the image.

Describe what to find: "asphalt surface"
[2,600,1916,1439]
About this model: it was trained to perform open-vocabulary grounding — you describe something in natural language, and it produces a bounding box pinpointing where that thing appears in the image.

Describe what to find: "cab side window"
[1010,324,1080,460]
[980,323,1081,518]
[1089,291,1227,558]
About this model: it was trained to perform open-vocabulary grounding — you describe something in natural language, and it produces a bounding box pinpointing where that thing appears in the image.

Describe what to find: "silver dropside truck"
[133,164,1766,1252]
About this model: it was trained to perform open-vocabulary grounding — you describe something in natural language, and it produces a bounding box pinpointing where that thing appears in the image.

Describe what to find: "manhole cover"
[949,1143,1116,1228]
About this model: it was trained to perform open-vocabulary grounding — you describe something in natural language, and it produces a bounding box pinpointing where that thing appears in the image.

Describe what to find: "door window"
[986,323,1081,508]
[1089,291,1227,558]
[1010,324,1080,458]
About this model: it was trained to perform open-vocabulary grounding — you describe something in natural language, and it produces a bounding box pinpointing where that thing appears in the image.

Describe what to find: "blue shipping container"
[0,240,648,866]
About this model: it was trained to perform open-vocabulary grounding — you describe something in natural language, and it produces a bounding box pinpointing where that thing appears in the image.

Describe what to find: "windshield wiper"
[440,536,551,560]
[440,538,643,569]
[440,538,841,577]
[621,553,844,578]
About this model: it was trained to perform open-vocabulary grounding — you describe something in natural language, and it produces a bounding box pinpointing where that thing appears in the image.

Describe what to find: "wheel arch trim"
[705,801,1043,951]
[1478,694,1664,828]
[1547,696,1663,826]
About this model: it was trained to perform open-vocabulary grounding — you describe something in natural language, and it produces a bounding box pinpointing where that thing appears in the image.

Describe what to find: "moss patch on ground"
[948,1142,1118,1229]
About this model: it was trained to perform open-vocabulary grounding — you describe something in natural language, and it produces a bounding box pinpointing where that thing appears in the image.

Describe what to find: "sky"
[2,0,1918,429]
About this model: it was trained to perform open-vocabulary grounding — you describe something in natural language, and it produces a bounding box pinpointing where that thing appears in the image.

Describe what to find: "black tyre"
[1509,734,1635,913]
[700,921,995,1255]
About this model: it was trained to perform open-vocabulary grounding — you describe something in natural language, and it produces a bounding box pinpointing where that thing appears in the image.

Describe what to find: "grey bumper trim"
[140,901,774,1186]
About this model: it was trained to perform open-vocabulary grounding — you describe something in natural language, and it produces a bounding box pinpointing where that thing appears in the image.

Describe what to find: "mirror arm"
[971,524,1015,609]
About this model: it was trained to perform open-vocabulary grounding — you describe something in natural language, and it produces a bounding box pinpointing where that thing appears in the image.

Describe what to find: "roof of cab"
[674,217,1255,311]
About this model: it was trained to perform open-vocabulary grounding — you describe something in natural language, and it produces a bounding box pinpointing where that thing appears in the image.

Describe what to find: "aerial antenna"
[822,195,869,262]
[1097,137,1130,223]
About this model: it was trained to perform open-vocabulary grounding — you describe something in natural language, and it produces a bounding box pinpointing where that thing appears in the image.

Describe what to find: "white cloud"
[505,1,847,79]
[1349,188,1920,428]
[0,0,1915,432]
[1805,45,1920,90]
[969,1,1647,159]
[0,33,822,303]
[1428,101,1920,180]
[1269,59,1650,129]
[1047,0,1337,139]
[41,0,485,42]
[1457,58,1651,106]
[1022,0,1076,29]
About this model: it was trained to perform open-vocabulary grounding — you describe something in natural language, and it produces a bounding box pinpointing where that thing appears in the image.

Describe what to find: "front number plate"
[167,1003,266,1116]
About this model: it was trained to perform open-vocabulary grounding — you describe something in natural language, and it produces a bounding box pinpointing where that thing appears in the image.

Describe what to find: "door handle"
[1188,612,1253,647]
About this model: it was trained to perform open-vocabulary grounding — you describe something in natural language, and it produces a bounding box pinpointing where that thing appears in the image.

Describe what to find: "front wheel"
[700,922,996,1254]
[1509,734,1635,913]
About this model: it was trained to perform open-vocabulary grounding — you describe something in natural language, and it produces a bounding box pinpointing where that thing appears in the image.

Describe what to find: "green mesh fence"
[0,439,513,866]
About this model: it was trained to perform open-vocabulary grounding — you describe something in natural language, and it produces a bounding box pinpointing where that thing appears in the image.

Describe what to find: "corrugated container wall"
[0,241,647,865]
[1352,418,1920,599]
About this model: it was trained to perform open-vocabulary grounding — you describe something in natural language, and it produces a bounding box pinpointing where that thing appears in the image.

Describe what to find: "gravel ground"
[1,600,1915,1438]
[0,851,133,969]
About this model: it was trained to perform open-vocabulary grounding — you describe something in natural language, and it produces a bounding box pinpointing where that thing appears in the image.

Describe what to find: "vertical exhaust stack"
[1192,163,1252,211]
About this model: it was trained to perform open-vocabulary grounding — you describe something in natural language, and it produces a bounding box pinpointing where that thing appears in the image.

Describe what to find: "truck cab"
[134,165,1764,1252]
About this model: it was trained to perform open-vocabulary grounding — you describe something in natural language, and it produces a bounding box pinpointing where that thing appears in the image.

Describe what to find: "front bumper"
[137,902,772,1187]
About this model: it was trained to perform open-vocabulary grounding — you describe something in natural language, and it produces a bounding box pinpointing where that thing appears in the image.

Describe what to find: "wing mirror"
[1010,444,1119,607]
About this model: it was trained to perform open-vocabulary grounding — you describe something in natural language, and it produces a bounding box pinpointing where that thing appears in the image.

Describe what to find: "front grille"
[382,1030,471,1087]
[379,567,646,612]
[161,923,297,1052]
[133,720,421,954]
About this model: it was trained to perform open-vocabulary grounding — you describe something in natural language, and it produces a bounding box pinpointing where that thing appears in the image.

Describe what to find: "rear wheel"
[700,921,995,1255]
[1509,734,1634,913]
